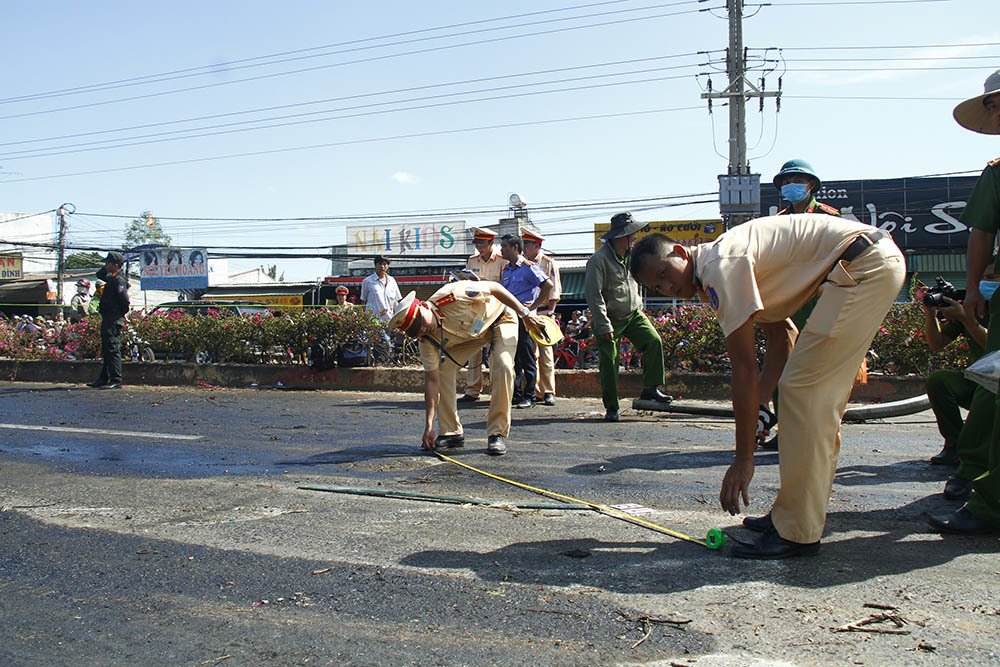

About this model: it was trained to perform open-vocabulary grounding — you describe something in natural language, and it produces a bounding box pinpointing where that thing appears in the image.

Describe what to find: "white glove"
[756,404,776,441]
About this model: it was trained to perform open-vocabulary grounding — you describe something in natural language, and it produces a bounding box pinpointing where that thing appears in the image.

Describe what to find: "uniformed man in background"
[759,159,843,451]
[459,227,508,404]
[522,228,562,406]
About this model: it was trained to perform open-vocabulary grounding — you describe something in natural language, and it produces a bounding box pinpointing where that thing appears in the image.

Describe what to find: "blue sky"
[2,0,997,281]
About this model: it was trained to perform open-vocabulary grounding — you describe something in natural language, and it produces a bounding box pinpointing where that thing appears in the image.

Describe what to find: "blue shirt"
[501,257,548,304]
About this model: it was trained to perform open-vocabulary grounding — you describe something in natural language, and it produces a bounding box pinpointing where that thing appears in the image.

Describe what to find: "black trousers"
[98,318,125,384]
[512,319,537,403]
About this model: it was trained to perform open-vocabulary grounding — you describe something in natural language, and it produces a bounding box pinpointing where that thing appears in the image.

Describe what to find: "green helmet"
[773,159,820,190]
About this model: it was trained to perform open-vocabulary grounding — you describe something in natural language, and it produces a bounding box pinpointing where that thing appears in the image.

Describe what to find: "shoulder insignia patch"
[989,156,1000,168]
[816,201,841,216]
[432,294,457,308]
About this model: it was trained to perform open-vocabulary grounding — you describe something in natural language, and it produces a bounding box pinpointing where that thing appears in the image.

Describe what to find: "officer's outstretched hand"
[720,458,755,515]
[422,427,437,451]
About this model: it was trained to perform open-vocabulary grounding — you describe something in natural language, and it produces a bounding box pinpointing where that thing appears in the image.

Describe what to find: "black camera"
[921,276,966,308]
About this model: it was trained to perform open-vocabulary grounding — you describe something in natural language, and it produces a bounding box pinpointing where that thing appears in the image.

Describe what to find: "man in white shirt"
[360,255,402,363]
[360,255,402,323]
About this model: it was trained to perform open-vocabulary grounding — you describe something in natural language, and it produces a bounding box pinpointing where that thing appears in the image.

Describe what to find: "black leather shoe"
[639,387,673,403]
[457,394,480,404]
[86,380,107,388]
[943,476,973,500]
[99,382,122,390]
[759,434,779,451]
[742,513,773,533]
[731,527,820,559]
[604,410,620,422]
[434,434,465,449]
[928,507,995,535]
[487,435,507,456]
[930,445,960,466]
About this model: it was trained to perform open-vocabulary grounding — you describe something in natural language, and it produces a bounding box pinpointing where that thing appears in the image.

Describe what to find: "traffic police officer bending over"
[631,214,904,559]
[387,279,548,456]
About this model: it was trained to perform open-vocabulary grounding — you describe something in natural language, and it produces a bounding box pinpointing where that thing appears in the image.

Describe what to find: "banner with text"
[139,248,209,290]
[347,221,468,257]
[0,254,24,281]
[761,175,980,251]
[594,220,723,250]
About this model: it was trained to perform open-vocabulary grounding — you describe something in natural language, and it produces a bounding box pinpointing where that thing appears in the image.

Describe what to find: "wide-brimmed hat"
[527,315,564,347]
[469,226,497,242]
[602,212,648,240]
[103,251,125,265]
[387,291,424,335]
[954,70,1000,135]
[521,228,545,244]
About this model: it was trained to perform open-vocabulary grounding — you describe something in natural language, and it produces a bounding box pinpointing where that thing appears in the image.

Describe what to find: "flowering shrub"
[0,317,99,361]
[0,307,387,365]
[0,302,976,374]
[647,302,973,375]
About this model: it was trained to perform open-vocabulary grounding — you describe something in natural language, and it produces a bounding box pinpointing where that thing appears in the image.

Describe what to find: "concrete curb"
[0,359,928,402]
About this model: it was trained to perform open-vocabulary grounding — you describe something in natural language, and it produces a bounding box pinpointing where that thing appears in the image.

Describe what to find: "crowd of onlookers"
[547,306,665,371]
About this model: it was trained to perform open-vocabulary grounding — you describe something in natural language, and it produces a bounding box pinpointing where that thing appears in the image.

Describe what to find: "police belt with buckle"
[838,230,889,263]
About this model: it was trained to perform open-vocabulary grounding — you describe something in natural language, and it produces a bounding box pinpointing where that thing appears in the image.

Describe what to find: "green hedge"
[0,302,976,374]
[648,303,973,375]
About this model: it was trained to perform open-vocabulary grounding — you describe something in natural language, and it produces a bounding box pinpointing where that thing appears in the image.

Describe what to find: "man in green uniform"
[584,212,671,423]
[919,289,988,476]
[930,69,1000,534]
[759,159,842,450]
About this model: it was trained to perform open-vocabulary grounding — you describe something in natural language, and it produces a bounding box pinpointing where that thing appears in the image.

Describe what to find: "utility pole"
[55,203,74,314]
[701,0,780,228]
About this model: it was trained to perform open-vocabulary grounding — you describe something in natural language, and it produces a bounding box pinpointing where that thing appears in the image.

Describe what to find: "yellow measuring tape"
[434,451,725,550]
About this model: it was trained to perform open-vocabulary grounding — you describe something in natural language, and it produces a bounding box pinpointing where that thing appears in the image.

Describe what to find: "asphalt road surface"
[1,382,998,666]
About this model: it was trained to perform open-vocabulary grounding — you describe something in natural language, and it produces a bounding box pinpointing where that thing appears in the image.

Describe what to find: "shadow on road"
[402,496,1000,592]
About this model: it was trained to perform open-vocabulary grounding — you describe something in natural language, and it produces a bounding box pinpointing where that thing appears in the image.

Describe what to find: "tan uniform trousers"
[439,320,517,438]
[534,343,556,397]
[771,241,905,544]
[465,347,486,398]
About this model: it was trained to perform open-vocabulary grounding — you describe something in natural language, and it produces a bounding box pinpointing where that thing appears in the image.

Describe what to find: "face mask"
[980,280,1000,300]
[780,182,810,203]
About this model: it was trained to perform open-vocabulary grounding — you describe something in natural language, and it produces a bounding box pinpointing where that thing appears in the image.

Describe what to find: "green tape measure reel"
[705,528,726,550]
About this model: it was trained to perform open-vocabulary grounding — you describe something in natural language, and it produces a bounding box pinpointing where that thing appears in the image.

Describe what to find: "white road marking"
[0,423,202,441]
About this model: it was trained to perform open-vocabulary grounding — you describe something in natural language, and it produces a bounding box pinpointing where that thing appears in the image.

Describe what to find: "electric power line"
[0,3,717,121]
[0,105,706,184]
[0,67,707,161]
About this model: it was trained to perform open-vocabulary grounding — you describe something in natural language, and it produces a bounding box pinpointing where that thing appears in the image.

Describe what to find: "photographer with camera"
[919,278,987,478]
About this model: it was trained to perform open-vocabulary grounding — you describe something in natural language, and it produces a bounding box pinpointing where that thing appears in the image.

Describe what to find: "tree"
[264,264,285,282]
[124,210,172,248]
[64,251,105,269]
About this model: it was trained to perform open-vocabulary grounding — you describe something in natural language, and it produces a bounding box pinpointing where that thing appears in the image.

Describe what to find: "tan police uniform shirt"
[466,248,507,282]
[534,250,562,307]
[418,281,516,371]
[690,214,883,337]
